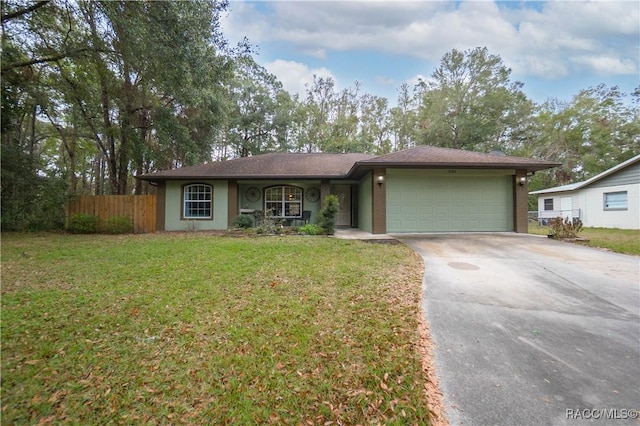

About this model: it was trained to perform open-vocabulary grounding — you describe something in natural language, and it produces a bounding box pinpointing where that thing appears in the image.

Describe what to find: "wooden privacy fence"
[66,195,157,233]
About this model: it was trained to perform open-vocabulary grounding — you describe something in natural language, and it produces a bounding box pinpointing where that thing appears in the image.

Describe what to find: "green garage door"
[386,169,514,232]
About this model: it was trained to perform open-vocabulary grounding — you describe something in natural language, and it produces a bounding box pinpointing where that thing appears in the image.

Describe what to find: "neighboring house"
[530,155,640,229]
[137,145,558,234]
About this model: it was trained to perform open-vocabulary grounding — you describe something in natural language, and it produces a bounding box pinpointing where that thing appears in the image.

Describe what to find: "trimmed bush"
[102,216,134,234]
[317,194,339,235]
[67,213,98,234]
[232,214,254,229]
[298,224,320,235]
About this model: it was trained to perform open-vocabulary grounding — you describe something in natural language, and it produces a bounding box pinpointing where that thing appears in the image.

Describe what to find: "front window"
[603,191,627,211]
[543,198,554,211]
[183,184,212,219]
[265,186,302,218]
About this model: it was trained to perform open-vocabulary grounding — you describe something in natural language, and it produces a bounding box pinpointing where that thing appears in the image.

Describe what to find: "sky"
[220,0,639,106]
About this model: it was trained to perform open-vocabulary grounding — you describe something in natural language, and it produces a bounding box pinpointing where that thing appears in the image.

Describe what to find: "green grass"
[1,232,431,424]
[529,223,640,255]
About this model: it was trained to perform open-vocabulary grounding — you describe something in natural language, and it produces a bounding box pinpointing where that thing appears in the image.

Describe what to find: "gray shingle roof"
[138,146,560,182]
[355,145,559,171]
[138,152,375,180]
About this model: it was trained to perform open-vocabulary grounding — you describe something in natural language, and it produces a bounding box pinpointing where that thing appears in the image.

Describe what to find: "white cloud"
[571,55,639,75]
[505,1,638,77]
[220,2,269,46]
[526,1,639,38]
[511,55,570,80]
[224,1,639,81]
[263,59,337,96]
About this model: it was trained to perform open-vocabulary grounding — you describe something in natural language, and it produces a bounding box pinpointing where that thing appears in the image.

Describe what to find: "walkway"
[333,228,394,240]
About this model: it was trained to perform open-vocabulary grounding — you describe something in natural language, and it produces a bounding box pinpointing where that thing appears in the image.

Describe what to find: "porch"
[233,181,360,229]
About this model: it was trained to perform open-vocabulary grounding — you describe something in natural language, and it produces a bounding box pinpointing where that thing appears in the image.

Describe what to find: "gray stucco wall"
[164,180,228,231]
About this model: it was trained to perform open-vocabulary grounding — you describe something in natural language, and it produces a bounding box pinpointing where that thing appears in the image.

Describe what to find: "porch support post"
[227,180,238,228]
[513,169,528,233]
[320,179,331,208]
[372,168,387,234]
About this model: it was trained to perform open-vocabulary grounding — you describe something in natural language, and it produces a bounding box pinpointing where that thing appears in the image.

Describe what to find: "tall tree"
[530,84,640,188]
[221,56,288,158]
[359,94,390,153]
[388,83,418,151]
[415,47,533,152]
[325,84,361,153]
[1,0,73,230]
[83,0,234,193]
[4,0,237,195]
[298,76,336,152]
[292,77,390,154]
[1,38,68,230]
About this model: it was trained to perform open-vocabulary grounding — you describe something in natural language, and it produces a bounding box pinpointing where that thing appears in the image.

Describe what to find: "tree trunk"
[116,53,139,194]
[87,2,119,194]
[59,129,77,193]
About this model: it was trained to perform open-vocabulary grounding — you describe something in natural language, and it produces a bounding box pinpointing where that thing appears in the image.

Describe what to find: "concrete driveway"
[395,233,640,426]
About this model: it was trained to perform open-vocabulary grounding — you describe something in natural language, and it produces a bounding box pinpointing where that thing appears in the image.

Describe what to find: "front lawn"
[529,224,640,255]
[1,233,432,424]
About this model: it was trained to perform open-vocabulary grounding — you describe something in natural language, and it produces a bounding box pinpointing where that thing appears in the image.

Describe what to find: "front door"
[332,185,351,227]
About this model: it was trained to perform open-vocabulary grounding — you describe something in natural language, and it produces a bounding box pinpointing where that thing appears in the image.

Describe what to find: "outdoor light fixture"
[377,175,384,187]
[519,176,526,186]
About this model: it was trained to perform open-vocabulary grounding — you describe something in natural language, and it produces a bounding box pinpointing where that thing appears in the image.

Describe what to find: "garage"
[386,169,514,232]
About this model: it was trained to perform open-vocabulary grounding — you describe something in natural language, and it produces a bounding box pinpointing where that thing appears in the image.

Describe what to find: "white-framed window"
[183,184,212,219]
[543,198,554,211]
[603,191,627,211]
[265,186,302,218]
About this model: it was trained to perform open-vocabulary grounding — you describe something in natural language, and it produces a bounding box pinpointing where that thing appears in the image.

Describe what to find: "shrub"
[102,216,134,234]
[317,194,339,235]
[548,216,583,239]
[256,209,278,235]
[232,214,254,229]
[67,213,98,234]
[298,224,319,235]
